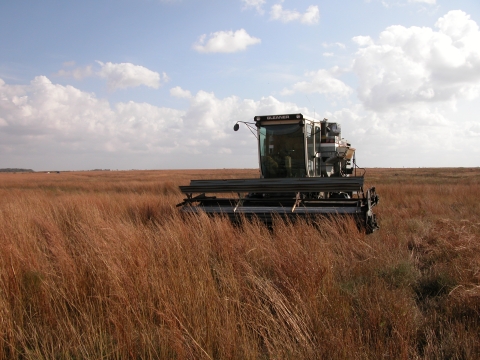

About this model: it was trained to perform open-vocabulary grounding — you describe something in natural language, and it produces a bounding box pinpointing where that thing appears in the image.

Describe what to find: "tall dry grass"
[0,168,479,359]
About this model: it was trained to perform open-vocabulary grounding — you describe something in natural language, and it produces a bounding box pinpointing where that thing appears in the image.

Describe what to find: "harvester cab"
[177,113,379,233]
[252,114,355,179]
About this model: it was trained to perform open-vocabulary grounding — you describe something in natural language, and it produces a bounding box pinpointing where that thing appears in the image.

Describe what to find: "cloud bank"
[0,76,305,169]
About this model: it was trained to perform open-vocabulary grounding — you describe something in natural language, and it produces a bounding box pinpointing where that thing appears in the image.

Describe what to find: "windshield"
[259,124,306,178]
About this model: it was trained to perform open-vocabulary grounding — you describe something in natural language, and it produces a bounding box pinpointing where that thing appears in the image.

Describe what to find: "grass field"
[0,168,479,359]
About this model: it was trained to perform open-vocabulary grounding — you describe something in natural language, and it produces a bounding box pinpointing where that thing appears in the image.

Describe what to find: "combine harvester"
[177,113,379,233]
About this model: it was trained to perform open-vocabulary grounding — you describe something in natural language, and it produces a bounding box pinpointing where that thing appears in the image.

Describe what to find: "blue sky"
[1,0,480,170]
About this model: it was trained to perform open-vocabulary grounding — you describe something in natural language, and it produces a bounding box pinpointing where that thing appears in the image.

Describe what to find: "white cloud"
[0,76,310,169]
[1,76,114,141]
[193,29,261,53]
[301,5,320,25]
[352,10,480,112]
[55,61,168,91]
[242,0,265,14]
[0,76,183,156]
[281,68,353,98]
[270,4,319,25]
[97,61,168,91]
[170,86,192,99]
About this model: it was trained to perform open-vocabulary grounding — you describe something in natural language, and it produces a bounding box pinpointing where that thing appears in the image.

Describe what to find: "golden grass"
[0,168,479,359]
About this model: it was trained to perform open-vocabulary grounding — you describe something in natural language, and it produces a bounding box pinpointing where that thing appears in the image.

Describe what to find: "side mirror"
[233,123,240,131]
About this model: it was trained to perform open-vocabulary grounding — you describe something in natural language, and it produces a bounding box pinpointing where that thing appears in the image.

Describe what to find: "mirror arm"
[233,121,258,139]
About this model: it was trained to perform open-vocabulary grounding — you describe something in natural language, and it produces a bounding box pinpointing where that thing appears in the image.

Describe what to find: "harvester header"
[178,113,379,233]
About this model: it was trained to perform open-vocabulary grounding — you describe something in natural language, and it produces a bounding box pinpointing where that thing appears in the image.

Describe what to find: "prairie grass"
[0,168,479,359]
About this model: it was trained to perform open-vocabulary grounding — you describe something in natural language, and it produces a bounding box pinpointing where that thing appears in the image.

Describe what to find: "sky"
[1,0,480,171]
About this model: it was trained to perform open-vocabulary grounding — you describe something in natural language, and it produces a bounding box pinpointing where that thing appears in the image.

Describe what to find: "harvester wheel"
[365,211,379,234]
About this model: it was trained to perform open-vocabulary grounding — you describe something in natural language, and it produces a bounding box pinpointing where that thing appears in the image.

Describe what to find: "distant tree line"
[0,168,34,173]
